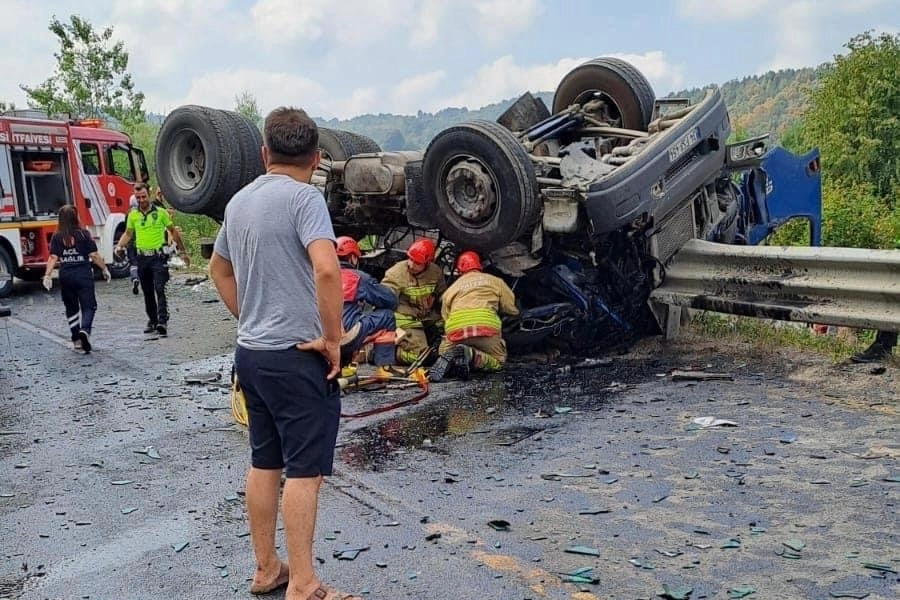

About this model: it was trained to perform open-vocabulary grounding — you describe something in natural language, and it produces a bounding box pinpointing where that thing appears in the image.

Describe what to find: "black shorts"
[234,346,341,477]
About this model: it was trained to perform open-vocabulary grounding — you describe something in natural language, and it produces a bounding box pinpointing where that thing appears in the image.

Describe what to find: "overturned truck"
[156,57,822,350]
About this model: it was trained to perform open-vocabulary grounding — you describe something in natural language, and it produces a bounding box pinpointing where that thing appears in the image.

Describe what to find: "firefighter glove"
[42,275,52,291]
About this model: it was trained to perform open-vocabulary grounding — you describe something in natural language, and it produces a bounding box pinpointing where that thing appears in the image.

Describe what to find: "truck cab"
[0,111,148,296]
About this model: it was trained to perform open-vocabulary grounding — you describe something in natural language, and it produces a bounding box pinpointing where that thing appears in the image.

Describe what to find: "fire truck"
[0,110,148,297]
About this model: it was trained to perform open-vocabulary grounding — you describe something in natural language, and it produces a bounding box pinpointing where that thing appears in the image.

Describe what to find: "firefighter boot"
[428,345,473,382]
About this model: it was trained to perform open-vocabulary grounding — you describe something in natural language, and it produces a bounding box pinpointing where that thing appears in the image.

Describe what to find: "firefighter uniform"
[436,255,518,376]
[340,261,397,366]
[381,261,447,364]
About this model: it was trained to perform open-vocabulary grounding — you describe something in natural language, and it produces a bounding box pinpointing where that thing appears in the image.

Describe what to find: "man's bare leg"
[247,467,289,591]
[283,476,325,600]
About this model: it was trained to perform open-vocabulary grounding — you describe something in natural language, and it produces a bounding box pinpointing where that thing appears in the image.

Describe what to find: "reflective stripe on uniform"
[395,313,423,329]
[445,307,501,336]
[403,284,436,302]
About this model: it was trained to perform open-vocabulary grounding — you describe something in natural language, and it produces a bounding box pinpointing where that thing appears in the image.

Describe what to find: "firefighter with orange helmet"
[428,250,519,382]
[380,238,447,365]
[336,236,397,367]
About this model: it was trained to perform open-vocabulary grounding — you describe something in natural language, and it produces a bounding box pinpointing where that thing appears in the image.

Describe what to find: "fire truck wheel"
[552,57,655,132]
[423,120,540,253]
[14,269,43,282]
[156,106,242,218]
[0,246,14,298]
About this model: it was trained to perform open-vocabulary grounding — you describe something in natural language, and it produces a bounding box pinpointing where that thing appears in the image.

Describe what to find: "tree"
[234,91,261,126]
[21,15,145,125]
[793,31,900,208]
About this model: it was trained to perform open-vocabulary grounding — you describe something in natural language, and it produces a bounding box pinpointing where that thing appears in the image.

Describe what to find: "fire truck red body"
[0,111,147,296]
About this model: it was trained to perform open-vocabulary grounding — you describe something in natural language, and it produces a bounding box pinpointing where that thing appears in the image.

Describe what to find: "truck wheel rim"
[167,129,206,191]
[443,158,498,224]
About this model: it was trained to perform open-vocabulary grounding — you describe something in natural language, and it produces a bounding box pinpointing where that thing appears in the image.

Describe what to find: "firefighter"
[336,236,398,367]
[114,182,190,337]
[381,238,447,365]
[428,251,519,382]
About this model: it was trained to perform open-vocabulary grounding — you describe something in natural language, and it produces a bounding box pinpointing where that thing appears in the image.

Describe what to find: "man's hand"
[102,268,111,282]
[296,337,340,379]
[42,275,52,291]
[180,251,191,268]
[114,246,125,259]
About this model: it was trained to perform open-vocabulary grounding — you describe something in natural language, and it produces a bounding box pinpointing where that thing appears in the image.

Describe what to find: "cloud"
[410,0,447,47]
[435,51,683,112]
[678,0,894,74]
[387,70,447,114]
[473,0,543,43]
[676,0,772,21]
[250,0,418,47]
[173,69,326,116]
[0,1,58,105]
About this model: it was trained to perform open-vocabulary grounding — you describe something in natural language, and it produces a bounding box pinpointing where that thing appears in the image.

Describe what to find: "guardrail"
[649,239,900,336]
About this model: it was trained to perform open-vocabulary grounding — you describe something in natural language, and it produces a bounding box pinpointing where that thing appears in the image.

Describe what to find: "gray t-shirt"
[214,174,335,350]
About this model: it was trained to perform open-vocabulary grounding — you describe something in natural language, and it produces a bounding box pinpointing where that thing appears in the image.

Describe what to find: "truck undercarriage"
[157,58,822,352]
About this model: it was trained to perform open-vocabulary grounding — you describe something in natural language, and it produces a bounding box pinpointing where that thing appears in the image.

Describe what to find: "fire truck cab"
[0,111,148,297]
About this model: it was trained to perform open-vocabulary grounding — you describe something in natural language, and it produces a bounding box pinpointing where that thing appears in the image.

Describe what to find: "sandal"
[308,585,362,600]
[249,562,289,595]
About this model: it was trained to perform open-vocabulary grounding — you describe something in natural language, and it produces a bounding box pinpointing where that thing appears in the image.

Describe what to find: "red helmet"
[335,236,361,259]
[455,251,482,274]
[407,239,436,264]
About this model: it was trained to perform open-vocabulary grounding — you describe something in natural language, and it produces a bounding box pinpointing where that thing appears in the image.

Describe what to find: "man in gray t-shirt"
[213,176,335,349]
[209,107,356,599]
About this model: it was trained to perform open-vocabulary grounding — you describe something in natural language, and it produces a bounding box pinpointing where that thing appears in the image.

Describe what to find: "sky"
[0,0,896,120]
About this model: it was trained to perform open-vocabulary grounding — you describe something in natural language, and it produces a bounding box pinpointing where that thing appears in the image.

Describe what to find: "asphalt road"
[1,274,897,600]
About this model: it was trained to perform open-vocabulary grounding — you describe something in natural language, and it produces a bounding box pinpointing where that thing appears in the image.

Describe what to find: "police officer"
[429,251,519,382]
[380,238,446,365]
[114,182,189,336]
[42,205,111,353]
[335,236,397,367]
[126,186,171,294]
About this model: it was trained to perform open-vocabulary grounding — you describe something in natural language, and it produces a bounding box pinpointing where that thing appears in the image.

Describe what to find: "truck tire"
[219,110,265,191]
[318,128,379,163]
[0,245,14,297]
[552,57,656,131]
[345,131,381,154]
[156,105,242,219]
[423,120,540,253]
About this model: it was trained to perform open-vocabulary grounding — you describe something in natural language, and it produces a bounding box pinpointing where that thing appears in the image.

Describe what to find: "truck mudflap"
[583,89,730,235]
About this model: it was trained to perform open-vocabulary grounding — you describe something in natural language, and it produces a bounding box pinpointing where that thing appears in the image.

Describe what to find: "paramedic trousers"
[59,268,97,340]
[137,254,169,325]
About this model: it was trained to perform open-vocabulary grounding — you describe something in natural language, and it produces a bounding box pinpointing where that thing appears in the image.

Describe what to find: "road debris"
[692,416,739,428]
[672,370,734,381]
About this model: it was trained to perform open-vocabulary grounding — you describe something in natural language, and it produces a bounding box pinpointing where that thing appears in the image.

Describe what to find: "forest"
[4,18,898,252]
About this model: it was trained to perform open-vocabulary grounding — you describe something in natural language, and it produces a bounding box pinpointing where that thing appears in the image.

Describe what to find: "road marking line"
[8,316,71,348]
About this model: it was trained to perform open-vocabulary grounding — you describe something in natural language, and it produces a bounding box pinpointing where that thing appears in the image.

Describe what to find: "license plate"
[668,127,701,163]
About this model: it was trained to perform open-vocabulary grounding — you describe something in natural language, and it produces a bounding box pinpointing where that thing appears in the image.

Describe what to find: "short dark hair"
[263,107,319,167]
[134,182,149,192]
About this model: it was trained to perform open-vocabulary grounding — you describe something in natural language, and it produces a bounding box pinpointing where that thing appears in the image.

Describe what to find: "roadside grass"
[172,212,219,271]
[688,311,881,362]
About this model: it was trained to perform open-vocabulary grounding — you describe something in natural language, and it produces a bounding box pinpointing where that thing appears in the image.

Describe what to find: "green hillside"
[317,68,819,150]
